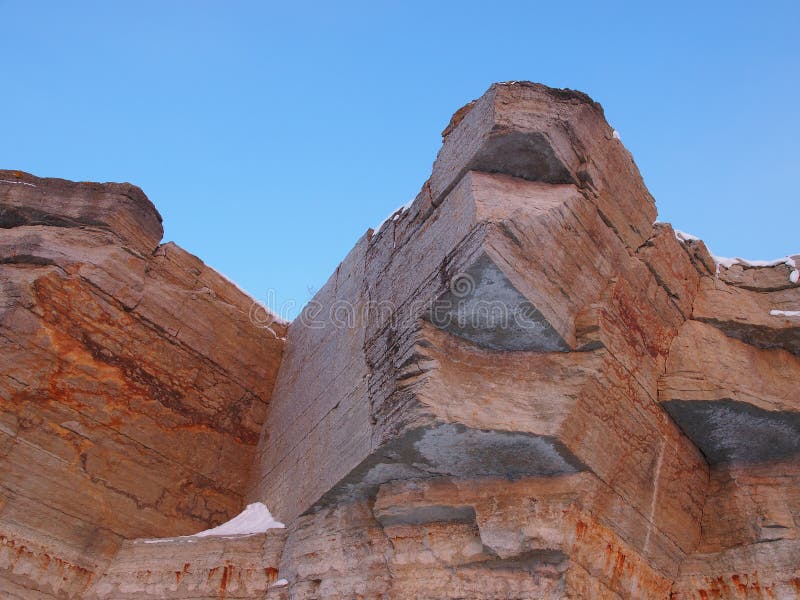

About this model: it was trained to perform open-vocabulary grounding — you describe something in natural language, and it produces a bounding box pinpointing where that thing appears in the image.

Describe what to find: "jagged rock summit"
[1,82,798,599]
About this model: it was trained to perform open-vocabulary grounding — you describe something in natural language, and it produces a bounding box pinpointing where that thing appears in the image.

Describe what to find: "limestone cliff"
[1,82,798,599]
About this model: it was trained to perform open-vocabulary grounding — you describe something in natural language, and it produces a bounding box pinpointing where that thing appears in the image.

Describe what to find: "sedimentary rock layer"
[0,171,285,596]
[2,81,798,598]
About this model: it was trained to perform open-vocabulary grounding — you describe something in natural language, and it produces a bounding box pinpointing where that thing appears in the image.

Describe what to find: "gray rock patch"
[663,399,800,464]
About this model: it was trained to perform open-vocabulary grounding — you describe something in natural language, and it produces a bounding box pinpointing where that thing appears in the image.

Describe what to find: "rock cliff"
[1,82,798,599]
[0,171,286,597]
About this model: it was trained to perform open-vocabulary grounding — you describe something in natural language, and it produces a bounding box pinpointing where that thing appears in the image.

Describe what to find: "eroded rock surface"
[1,81,798,598]
[0,171,286,597]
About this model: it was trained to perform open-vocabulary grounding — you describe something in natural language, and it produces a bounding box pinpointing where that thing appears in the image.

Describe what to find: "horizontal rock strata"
[1,81,798,598]
[0,171,286,596]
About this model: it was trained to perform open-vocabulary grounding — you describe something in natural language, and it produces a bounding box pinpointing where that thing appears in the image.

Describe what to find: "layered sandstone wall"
[1,82,798,599]
[246,82,799,599]
[0,171,285,597]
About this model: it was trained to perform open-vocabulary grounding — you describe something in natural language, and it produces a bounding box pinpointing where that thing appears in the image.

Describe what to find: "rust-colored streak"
[610,279,670,358]
[32,272,263,444]
[731,574,748,594]
[207,566,219,584]
[612,551,626,582]
[1,536,92,579]
[175,562,190,586]
[219,564,234,599]
[688,573,785,600]
[575,519,587,539]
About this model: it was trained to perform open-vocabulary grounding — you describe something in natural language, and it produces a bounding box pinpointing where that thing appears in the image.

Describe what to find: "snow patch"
[374,199,414,234]
[193,502,284,537]
[713,255,797,281]
[672,230,797,284]
[770,310,800,318]
[271,579,289,588]
[674,230,701,243]
[714,256,796,269]
[612,130,621,140]
[0,179,36,187]
[141,502,284,544]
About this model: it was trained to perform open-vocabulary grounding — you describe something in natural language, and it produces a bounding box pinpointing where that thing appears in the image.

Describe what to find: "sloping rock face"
[1,81,798,599]
[0,171,286,597]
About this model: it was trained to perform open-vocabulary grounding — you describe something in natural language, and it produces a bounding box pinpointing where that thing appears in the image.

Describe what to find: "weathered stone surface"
[716,255,800,292]
[251,95,701,544]
[0,176,286,595]
[661,320,799,443]
[698,460,800,552]
[671,538,800,599]
[693,273,800,355]
[430,82,657,251]
[637,223,702,319]
[0,533,97,599]
[3,81,799,598]
[0,170,163,255]
[276,474,679,599]
[660,303,799,596]
[414,322,707,556]
[241,82,799,598]
[85,531,287,599]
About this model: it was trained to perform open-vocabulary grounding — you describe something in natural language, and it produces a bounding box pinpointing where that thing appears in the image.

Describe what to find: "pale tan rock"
[716,255,800,292]
[659,319,800,597]
[253,167,689,525]
[0,533,97,599]
[85,530,286,599]
[276,475,675,599]
[661,320,799,415]
[416,322,707,558]
[698,460,800,552]
[671,538,800,599]
[430,82,656,251]
[693,275,800,355]
[637,223,702,319]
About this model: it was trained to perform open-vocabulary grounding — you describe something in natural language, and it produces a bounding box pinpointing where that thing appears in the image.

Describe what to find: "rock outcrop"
[0,171,286,597]
[1,82,798,599]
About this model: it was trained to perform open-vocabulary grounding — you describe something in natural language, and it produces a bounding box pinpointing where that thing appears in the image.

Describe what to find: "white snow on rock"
[374,199,413,234]
[713,255,796,270]
[141,502,284,544]
[770,309,800,318]
[193,502,285,537]
[612,130,622,140]
[673,230,798,284]
[271,579,289,588]
[674,230,701,243]
[0,179,36,187]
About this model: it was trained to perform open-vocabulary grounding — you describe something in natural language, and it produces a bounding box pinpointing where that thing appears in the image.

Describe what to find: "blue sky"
[2,1,797,318]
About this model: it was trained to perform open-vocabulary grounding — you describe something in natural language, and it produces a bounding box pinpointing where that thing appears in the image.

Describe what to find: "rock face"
[0,171,286,597]
[1,82,798,599]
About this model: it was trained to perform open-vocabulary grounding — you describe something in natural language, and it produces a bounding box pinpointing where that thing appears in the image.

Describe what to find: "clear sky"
[2,1,797,319]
